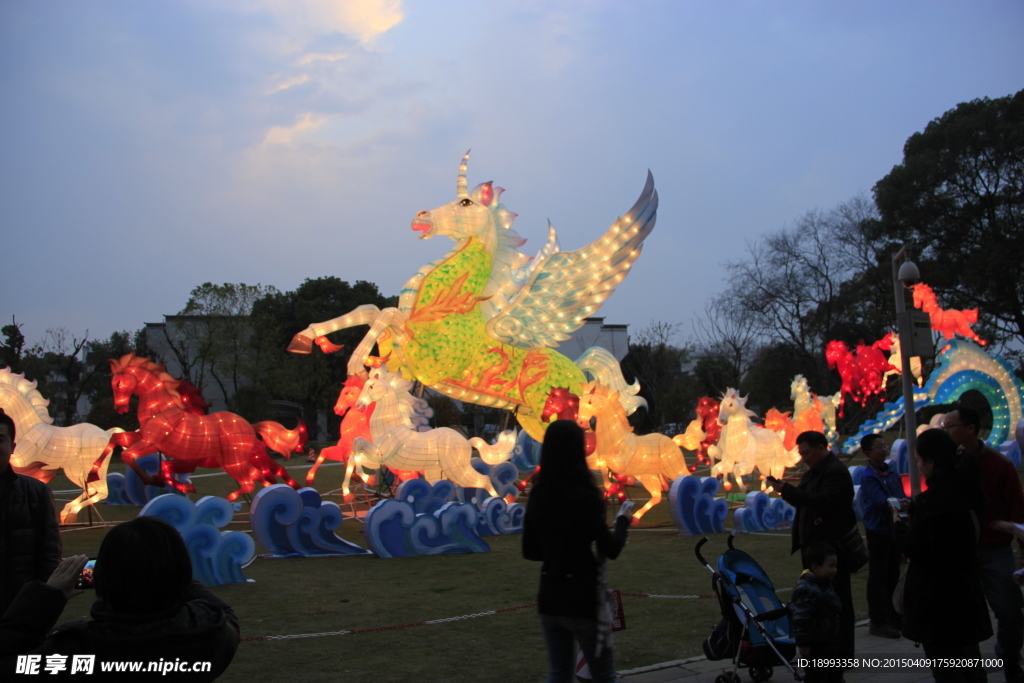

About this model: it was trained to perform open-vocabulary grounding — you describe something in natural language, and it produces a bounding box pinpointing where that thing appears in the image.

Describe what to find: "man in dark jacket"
[0,408,61,615]
[944,406,1024,683]
[767,431,857,661]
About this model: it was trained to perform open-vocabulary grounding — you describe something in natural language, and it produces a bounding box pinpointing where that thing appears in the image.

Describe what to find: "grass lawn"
[48,456,880,683]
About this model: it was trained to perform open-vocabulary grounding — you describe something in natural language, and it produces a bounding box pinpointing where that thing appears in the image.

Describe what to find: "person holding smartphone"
[1,517,239,681]
[857,433,906,639]
[523,420,631,683]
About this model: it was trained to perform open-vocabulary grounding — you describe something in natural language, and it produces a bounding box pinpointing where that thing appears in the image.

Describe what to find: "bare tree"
[690,296,761,383]
[721,198,884,363]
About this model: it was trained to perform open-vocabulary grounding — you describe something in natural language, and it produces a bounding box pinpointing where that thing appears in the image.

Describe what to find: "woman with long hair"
[523,419,631,683]
[893,428,991,683]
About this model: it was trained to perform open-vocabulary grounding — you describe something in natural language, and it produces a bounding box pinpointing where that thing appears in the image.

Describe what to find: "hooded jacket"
[1,579,239,681]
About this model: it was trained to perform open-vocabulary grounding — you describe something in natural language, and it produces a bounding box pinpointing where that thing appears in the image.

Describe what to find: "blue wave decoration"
[249,484,371,557]
[892,439,910,475]
[475,496,525,536]
[105,453,190,505]
[392,477,522,538]
[364,499,490,558]
[395,478,458,515]
[511,430,542,472]
[465,458,520,502]
[138,494,254,585]
[669,476,729,535]
[733,491,796,532]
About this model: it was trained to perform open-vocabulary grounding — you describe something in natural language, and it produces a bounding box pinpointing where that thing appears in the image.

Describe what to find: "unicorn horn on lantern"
[457,149,470,198]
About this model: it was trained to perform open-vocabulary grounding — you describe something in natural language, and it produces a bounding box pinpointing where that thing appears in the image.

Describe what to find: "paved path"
[619,618,1004,683]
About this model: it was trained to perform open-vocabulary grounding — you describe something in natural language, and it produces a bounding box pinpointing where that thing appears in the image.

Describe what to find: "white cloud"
[251,0,404,45]
[260,112,326,146]
[265,73,311,94]
[298,52,350,66]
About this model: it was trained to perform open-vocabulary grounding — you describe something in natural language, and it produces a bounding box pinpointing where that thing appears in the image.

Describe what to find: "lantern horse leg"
[288,305,411,378]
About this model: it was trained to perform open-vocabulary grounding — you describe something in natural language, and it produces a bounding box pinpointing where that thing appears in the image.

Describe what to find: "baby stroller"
[695,535,799,683]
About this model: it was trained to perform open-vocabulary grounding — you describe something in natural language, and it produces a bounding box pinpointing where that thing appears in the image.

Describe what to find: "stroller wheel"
[715,673,742,683]
[749,665,773,681]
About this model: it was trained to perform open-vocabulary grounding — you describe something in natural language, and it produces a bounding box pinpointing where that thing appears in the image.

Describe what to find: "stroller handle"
[694,536,711,568]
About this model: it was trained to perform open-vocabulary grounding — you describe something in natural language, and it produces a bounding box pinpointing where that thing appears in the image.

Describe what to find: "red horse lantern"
[92,354,306,501]
[825,340,894,416]
[694,396,722,466]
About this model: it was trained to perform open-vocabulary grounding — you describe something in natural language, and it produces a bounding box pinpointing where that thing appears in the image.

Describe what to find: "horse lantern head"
[695,396,719,421]
[108,361,138,415]
[335,376,366,416]
[410,152,515,242]
[824,340,849,369]
[177,380,210,416]
[790,374,807,402]
[541,387,578,423]
[576,387,603,424]
[763,408,792,433]
[717,389,751,425]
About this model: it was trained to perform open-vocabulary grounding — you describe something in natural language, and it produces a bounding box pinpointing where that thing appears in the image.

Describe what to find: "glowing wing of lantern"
[483,171,657,349]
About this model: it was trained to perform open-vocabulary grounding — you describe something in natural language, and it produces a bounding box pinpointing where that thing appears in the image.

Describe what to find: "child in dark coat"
[789,542,842,683]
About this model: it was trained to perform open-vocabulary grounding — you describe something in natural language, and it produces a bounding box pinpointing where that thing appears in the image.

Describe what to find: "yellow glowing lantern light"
[576,381,689,523]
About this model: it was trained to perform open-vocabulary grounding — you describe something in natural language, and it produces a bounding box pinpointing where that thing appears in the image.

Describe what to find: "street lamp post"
[892,245,923,496]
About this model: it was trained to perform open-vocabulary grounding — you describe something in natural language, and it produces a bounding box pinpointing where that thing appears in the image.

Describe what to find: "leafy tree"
[82,329,149,431]
[18,328,92,425]
[872,90,1024,349]
[620,322,699,432]
[691,352,740,400]
[154,283,279,402]
[249,277,397,439]
[1,319,26,371]
[14,328,143,426]
[740,341,827,414]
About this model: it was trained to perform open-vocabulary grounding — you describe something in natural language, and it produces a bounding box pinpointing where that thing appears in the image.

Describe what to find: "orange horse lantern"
[306,375,377,487]
[911,283,986,346]
[93,354,306,501]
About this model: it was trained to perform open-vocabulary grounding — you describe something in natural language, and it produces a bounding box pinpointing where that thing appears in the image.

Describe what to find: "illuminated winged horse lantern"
[289,153,656,442]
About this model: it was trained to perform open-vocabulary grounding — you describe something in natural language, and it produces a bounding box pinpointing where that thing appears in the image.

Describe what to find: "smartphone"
[618,501,636,518]
[887,497,907,518]
[75,559,97,590]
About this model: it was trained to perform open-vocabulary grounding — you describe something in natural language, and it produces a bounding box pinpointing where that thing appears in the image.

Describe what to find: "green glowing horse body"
[289,153,657,441]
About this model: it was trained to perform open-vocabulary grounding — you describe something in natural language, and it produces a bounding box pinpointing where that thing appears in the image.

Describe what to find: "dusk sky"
[2,0,1022,354]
